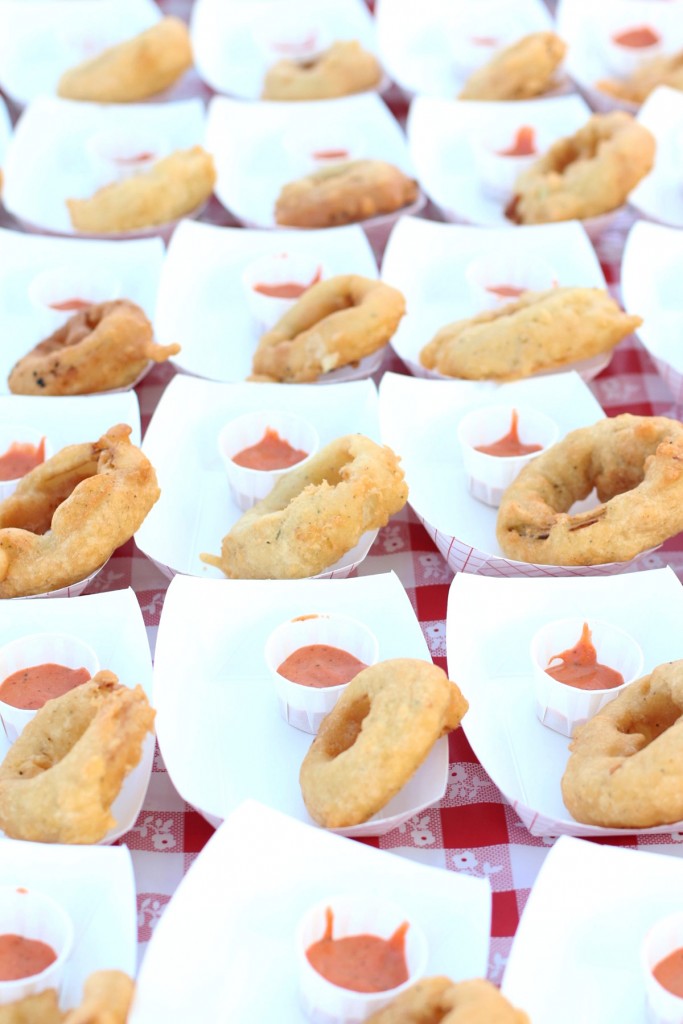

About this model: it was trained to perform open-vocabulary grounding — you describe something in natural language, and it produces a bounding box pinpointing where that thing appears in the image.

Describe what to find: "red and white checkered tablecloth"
[8,0,680,984]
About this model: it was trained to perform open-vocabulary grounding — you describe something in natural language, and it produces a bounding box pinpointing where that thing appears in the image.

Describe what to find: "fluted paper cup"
[0,425,53,502]
[642,911,683,1024]
[0,886,73,1006]
[27,265,120,333]
[242,252,326,331]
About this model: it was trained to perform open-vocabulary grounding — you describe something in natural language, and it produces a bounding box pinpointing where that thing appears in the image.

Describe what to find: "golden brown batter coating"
[274,159,419,228]
[67,146,216,235]
[262,39,381,100]
[365,977,530,1023]
[459,31,567,101]
[508,112,655,224]
[597,48,683,106]
[57,17,193,103]
[420,287,640,381]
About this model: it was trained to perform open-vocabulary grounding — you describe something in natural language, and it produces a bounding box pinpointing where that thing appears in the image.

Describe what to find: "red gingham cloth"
[41,0,683,981]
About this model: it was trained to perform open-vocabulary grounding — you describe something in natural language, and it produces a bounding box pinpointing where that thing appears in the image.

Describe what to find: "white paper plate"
[136,374,383,580]
[377,371,652,579]
[376,0,555,99]
[556,0,683,115]
[405,93,625,232]
[622,219,683,404]
[130,800,491,1023]
[446,567,683,837]
[206,92,417,230]
[3,96,207,237]
[629,85,683,228]
[380,217,609,380]
[191,0,379,99]
[502,836,683,1023]
[0,0,161,108]
[0,228,163,394]
[155,220,379,383]
[1,840,136,1010]
[0,587,154,843]
[154,572,449,836]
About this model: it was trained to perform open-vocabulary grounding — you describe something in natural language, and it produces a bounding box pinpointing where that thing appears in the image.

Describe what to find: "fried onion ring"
[57,17,193,103]
[64,970,135,1024]
[0,990,62,1024]
[275,159,419,228]
[8,299,180,396]
[0,672,155,843]
[597,49,683,106]
[459,32,566,101]
[200,434,408,579]
[365,977,530,1023]
[67,146,216,235]
[0,424,160,597]
[496,414,683,566]
[561,660,683,828]
[250,275,405,382]
[420,287,640,381]
[507,112,656,224]
[262,40,382,100]
[299,659,468,828]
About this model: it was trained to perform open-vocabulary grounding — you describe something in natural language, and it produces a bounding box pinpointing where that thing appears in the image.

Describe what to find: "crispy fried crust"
[0,673,155,843]
[0,990,62,1024]
[299,659,468,828]
[459,31,566,100]
[8,299,179,396]
[262,39,381,100]
[420,287,640,381]
[250,275,405,382]
[67,146,216,234]
[562,660,683,828]
[64,970,135,1024]
[57,17,193,103]
[200,434,408,579]
[496,414,683,566]
[0,424,160,597]
[365,977,530,1023]
[508,112,656,224]
[275,159,419,228]
[597,49,683,105]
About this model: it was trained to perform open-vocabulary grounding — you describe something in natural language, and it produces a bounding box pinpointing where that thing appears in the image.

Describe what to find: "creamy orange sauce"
[497,125,536,157]
[232,428,308,471]
[485,284,526,298]
[0,663,91,710]
[612,25,660,47]
[306,908,409,993]
[545,623,624,691]
[0,934,57,981]
[48,298,91,312]
[254,266,322,299]
[474,410,542,458]
[114,151,155,164]
[0,437,46,481]
[278,644,367,688]
[312,149,349,160]
[653,947,683,997]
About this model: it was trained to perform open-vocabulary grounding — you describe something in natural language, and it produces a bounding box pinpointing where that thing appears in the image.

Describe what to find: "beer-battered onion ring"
[200,434,408,579]
[507,112,656,224]
[365,976,530,1023]
[0,424,160,598]
[275,159,419,229]
[0,672,155,844]
[496,414,683,566]
[262,40,382,100]
[459,31,567,101]
[299,659,468,828]
[561,660,683,828]
[597,49,683,106]
[57,17,193,103]
[250,275,405,383]
[8,299,180,396]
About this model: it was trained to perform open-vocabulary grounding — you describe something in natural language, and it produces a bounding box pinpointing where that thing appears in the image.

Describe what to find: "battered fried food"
[365,976,530,1023]
[8,299,180,396]
[64,970,135,1024]
[496,414,683,566]
[507,111,656,224]
[597,48,683,106]
[420,287,640,381]
[67,146,216,234]
[251,275,405,382]
[562,660,683,828]
[262,39,382,100]
[300,659,468,828]
[0,672,155,843]
[459,31,567,101]
[0,424,160,597]
[274,159,419,228]
[0,990,62,1024]
[57,17,193,103]
[200,434,408,579]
